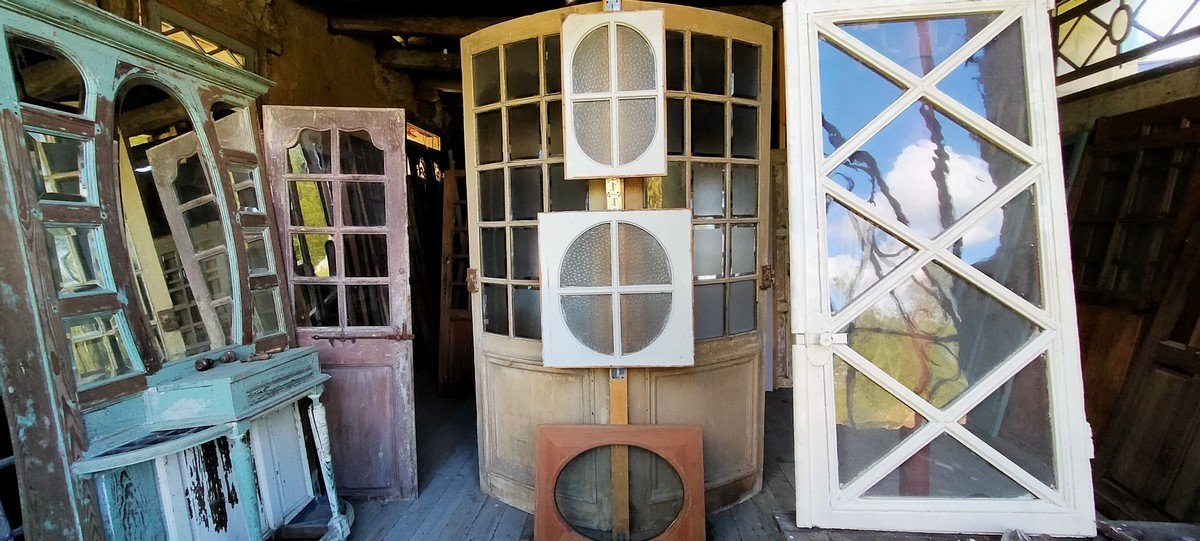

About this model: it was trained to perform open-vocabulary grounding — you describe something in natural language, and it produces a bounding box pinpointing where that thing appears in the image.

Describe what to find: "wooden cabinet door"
[263,106,416,500]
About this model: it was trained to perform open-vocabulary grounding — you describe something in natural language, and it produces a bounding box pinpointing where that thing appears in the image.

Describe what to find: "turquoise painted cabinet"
[0,0,350,538]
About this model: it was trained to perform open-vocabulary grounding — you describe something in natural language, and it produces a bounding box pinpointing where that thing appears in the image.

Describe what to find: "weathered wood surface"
[378,49,462,72]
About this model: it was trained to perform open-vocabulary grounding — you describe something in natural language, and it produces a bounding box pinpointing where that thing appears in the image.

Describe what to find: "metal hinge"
[467,268,479,293]
[793,332,848,347]
[760,264,775,290]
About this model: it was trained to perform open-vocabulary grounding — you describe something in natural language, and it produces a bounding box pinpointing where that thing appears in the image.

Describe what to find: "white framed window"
[539,210,693,367]
[562,10,667,179]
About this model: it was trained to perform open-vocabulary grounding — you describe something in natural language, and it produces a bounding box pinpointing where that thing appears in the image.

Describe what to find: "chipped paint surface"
[182,438,240,532]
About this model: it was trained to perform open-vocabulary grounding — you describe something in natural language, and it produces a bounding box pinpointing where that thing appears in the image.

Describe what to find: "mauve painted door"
[263,106,416,500]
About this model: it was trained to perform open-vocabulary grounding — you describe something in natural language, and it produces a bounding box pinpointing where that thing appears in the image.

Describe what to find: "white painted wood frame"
[783,0,1095,535]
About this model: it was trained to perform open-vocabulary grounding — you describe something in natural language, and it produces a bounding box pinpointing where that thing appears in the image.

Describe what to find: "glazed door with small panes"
[263,106,416,500]
[784,0,1094,535]
[462,2,772,512]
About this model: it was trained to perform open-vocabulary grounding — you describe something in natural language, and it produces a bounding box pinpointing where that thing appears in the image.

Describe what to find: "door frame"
[782,0,1095,534]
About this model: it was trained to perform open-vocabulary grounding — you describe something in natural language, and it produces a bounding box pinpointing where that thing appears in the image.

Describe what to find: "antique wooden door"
[784,0,1094,535]
[263,106,416,500]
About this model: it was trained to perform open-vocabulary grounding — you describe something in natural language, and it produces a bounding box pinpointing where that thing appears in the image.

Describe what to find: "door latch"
[759,264,775,290]
[467,268,479,293]
[793,332,848,347]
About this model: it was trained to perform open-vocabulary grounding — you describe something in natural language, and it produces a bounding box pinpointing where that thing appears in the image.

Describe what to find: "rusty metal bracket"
[466,268,479,293]
[760,264,775,290]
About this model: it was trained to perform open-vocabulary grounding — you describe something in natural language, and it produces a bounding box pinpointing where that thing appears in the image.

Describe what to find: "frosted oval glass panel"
[618,98,657,165]
[620,293,671,354]
[574,100,612,165]
[616,24,656,91]
[561,294,614,355]
[618,223,671,285]
[572,26,610,93]
[561,224,612,287]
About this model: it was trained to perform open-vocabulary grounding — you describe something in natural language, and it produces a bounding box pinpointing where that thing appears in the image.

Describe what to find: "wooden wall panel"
[322,364,400,493]
[1076,303,1145,436]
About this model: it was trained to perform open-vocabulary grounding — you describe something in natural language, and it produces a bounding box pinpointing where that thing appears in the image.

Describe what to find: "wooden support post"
[228,423,265,541]
[606,177,632,540]
[308,388,352,540]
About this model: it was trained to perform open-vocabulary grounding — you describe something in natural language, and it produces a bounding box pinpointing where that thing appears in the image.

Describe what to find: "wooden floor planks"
[348,387,799,540]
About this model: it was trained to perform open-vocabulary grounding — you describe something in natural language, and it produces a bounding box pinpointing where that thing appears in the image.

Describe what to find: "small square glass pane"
[347,285,389,326]
[731,41,761,99]
[728,280,756,334]
[343,234,388,277]
[512,226,539,280]
[9,37,85,114]
[547,100,564,157]
[173,155,212,203]
[513,286,541,339]
[694,284,725,340]
[343,181,387,227]
[692,163,725,218]
[231,171,261,213]
[26,132,85,202]
[479,169,505,221]
[691,100,725,157]
[666,31,685,91]
[246,234,271,275]
[473,48,501,106]
[45,225,104,295]
[292,233,333,277]
[731,105,757,159]
[645,162,685,209]
[286,130,332,174]
[65,312,137,387]
[731,166,757,217]
[508,104,542,160]
[691,34,726,95]
[289,180,333,228]
[199,252,233,299]
[294,284,338,327]
[667,98,684,156]
[483,283,509,335]
[214,302,235,345]
[574,100,612,166]
[510,166,543,220]
[506,38,540,100]
[693,224,725,279]
[545,35,562,94]
[339,130,385,175]
[183,202,225,253]
[481,227,507,278]
[477,110,503,165]
[549,164,588,212]
[251,288,282,338]
[731,225,756,276]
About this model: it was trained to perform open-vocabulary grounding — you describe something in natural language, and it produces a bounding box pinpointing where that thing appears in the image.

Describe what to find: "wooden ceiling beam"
[378,48,463,72]
[330,15,511,38]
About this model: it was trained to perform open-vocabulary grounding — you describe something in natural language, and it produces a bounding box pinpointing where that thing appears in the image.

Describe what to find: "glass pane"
[251,289,281,337]
[572,26,610,93]
[479,169,505,221]
[286,129,332,174]
[692,162,725,218]
[25,132,85,202]
[667,99,684,156]
[694,284,725,340]
[957,189,1041,305]
[65,313,136,386]
[556,445,684,541]
[171,155,211,203]
[621,293,672,354]
[512,226,539,280]
[834,357,924,485]
[343,234,388,277]
[230,168,261,212]
[339,130,385,175]
[691,100,725,158]
[214,302,235,345]
[510,166,543,220]
[864,434,1034,499]
[562,224,612,287]
[964,354,1055,488]
[211,103,255,154]
[508,104,542,160]
[818,39,904,156]
[545,35,562,94]
[827,199,916,313]
[513,285,541,339]
[839,14,998,77]
[199,252,232,299]
[562,294,614,355]
[245,234,270,275]
[731,41,761,99]
[574,100,612,166]
[343,182,387,227]
[183,202,225,253]
[691,33,726,95]
[731,225,756,277]
[506,38,540,100]
[549,163,588,212]
[693,225,725,280]
[477,110,503,165]
[547,100,564,157]
[846,263,1039,408]
[482,227,508,279]
[45,226,103,295]
[939,22,1029,144]
[289,180,333,228]
[731,165,757,217]
[292,233,334,277]
[731,105,757,159]
[666,30,685,91]
[294,284,338,327]
[618,223,671,285]
[728,279,757,334]
[347,285,389,326]
[645,162,686,209]
[473,48,501,106]
[8,36,85,114]
[618,98,657,166]
[829,100,1028,239]
[483,283,509,335]
[617,24,656,91]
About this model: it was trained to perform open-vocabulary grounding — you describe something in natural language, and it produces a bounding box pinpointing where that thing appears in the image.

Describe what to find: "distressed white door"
[783,0,1094,535]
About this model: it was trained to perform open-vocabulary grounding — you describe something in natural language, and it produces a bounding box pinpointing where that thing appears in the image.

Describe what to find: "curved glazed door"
[462,2,772,513]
